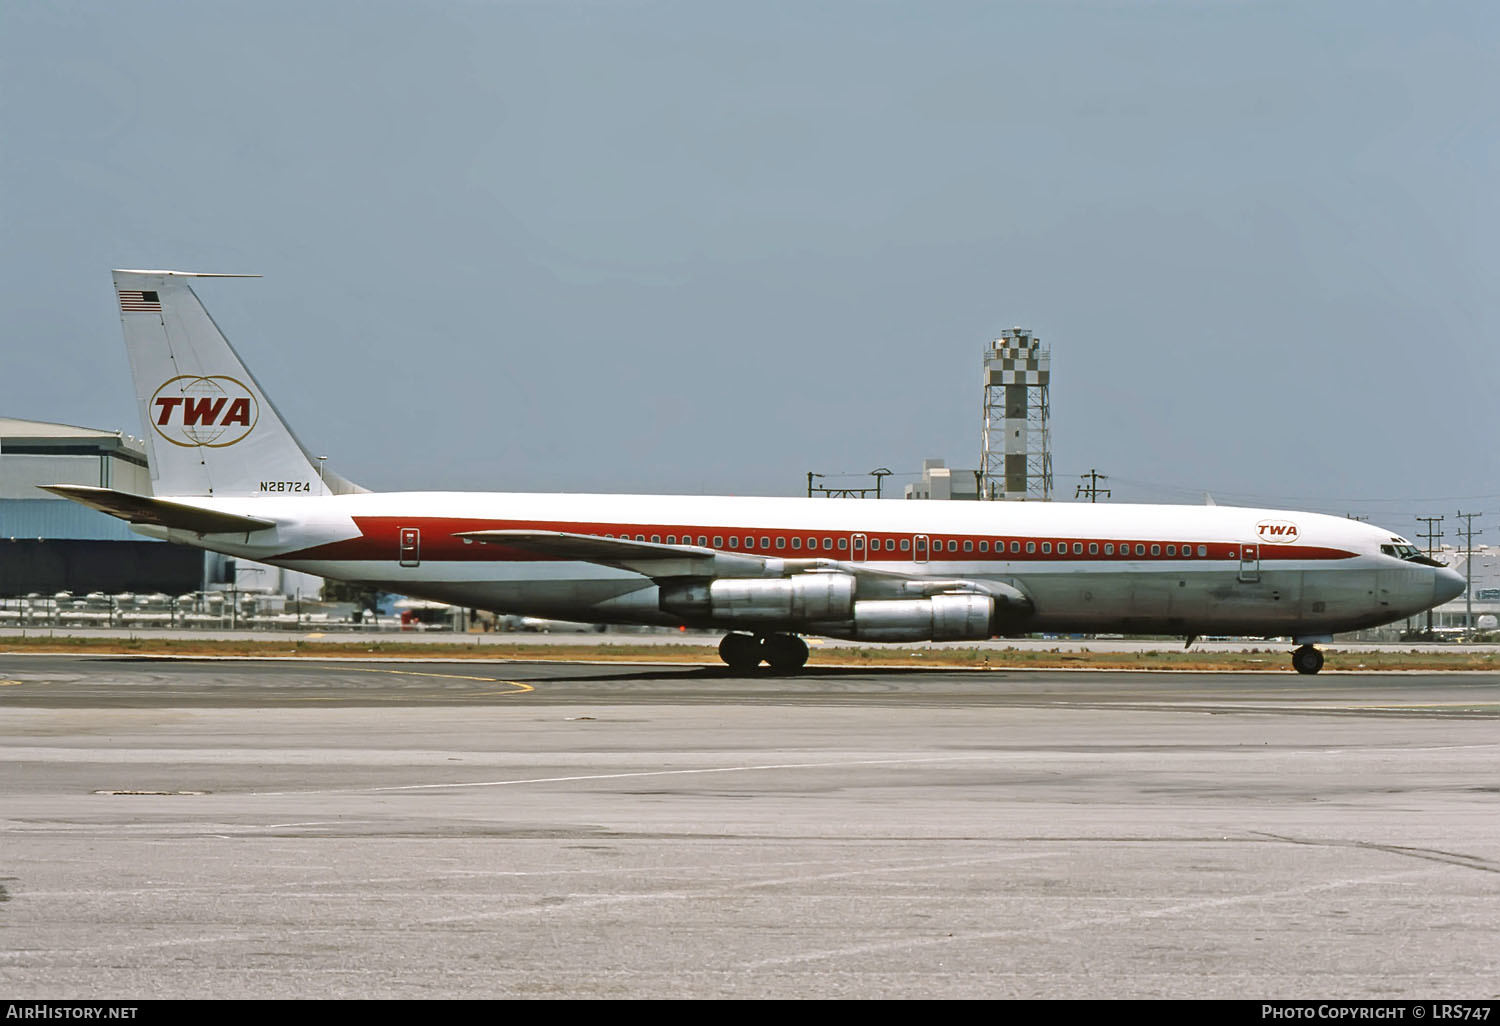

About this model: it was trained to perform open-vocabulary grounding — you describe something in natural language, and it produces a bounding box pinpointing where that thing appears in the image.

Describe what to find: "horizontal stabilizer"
[42,485,275,535]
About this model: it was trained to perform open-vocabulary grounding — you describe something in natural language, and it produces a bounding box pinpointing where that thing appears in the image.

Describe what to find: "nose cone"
[1434,567,1466,606]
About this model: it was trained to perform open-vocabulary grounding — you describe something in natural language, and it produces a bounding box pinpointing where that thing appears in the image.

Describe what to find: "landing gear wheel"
[762,633,809,672]
[718,633,763,670]
[1292,645,1324,675]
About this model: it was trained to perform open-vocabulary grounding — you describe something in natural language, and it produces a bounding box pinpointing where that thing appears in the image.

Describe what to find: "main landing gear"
[1291,644,1325,675]
[718,632,809,672]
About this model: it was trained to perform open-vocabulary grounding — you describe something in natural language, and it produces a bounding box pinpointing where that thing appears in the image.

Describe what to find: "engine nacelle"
[660,573,856,623]
[814,594,996,642]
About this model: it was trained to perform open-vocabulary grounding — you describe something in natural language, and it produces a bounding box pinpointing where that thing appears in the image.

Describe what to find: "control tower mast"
[980,328,1052,500]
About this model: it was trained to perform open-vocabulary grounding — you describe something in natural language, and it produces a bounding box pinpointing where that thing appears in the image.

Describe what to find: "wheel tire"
[1292,646,1324,675]
[718,633,763,670]
[763,633,809,672]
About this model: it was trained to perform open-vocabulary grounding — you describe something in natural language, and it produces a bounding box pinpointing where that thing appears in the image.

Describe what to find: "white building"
[904,458,981,501]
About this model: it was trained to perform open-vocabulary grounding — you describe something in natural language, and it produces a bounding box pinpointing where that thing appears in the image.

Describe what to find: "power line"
[1087,473,1500,506]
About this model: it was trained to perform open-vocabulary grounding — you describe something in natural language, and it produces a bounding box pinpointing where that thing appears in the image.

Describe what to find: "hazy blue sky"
[3,1,1495,539]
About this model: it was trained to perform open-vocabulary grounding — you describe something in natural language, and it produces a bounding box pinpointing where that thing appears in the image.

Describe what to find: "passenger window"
[713,536,723,547]
[1026,541,1036,553]
[665,535,675,544]
[900,539,911,551]
[728,537,738,548]
[1150,544,1160,555]
[697,536,707,547]
[775,537,785,549]
[760,536,770,549]
[947,540,957,552]
[963,540,973,552]
[979,541,988,552]
[1010,541,1020,553]
[1166,544,1175,555]
[823,537,834,550]
[881,539,891,551]
[1072,542,1083,554]
[837,538,848,550]
[1134,544,1145,555]
[1042,542,1052,554]
[1104,543,1113,555]
[791,537,801,549]
[636,534,645,541]
[1089,543,1098,554]
[916,538,927,551]
[1197,545,1207,556]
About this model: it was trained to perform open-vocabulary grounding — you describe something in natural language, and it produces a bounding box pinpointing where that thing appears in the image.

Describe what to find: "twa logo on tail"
[150,376,259,448]
[1256,519,1300,543]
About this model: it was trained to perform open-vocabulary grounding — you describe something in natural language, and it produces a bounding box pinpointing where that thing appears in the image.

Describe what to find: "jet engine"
[813,594,996,642]
[659,572,856,623]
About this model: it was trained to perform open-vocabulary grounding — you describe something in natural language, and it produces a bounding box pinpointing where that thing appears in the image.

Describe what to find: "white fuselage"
[143,491,1464,639]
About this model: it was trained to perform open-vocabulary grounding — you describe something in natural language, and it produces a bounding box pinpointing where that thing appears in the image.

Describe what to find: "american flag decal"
[119,289,161,312]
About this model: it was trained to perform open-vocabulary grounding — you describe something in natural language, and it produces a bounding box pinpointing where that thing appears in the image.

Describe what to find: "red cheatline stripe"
[275,516,1358,565]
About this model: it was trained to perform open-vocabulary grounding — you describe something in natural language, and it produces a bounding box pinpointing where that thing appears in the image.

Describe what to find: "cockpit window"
[1382,542,1440,565]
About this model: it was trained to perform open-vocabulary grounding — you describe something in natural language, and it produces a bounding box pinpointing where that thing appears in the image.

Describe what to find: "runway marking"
[361,754,989,793]
[739,867,1438,970]
[249,754,997,797]
[0,680,22,687]
[317,665,534,697]
[420,851,1057,926]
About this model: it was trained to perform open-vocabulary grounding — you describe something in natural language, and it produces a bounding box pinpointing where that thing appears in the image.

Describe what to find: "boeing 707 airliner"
[46,271,1466,674]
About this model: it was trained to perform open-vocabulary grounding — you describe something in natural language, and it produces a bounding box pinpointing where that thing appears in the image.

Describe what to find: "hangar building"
[0,417,316,599]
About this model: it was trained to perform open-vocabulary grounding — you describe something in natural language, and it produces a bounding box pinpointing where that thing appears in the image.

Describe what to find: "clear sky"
[2,1,1495,541]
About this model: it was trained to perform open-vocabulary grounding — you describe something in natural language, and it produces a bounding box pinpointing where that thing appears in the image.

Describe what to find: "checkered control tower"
[980,328,1052,500]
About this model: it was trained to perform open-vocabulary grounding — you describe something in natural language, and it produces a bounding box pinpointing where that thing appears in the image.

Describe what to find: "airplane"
[46,270,1466,675]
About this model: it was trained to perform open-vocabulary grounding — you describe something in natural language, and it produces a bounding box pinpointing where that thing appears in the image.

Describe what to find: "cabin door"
[1237,542,1260,583]
[399,527,421,567]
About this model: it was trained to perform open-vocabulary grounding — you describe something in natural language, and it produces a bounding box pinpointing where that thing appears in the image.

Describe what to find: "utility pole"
[1456,511,1483,633]
[1075,469,1110,503]
[1416,515,1444,636]
[806,470,885,499]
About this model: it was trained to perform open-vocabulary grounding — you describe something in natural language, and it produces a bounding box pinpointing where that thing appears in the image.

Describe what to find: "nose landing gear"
[717,632,810,672]
[1291,644,1325,675]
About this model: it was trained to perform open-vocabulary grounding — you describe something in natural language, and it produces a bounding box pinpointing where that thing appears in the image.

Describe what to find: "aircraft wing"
[454,529,795,578]
[42,485,276,535]
[454,529,1031,610]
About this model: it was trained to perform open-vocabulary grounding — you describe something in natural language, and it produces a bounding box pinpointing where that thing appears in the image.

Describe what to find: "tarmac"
[2,653,1497,999]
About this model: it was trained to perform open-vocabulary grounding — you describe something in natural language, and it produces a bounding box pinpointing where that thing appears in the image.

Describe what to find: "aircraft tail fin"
[111,270,362,498]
